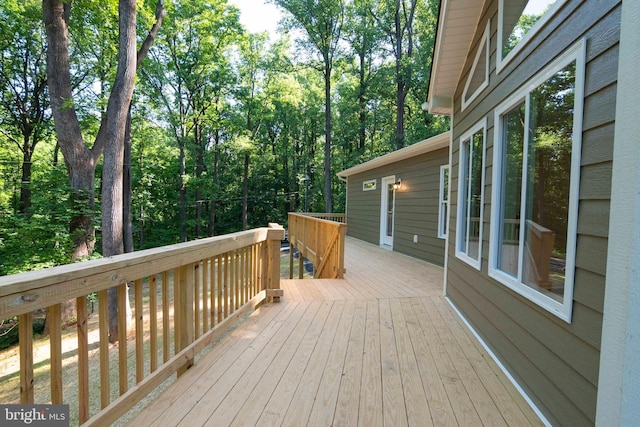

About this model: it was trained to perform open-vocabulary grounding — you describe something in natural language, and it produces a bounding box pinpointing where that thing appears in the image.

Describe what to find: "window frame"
[438,164,450,239]
[455,118,487,269]
[488,39,586,322]
[462,20,491,112]
[497,0,567,73]
[363,179,377,191]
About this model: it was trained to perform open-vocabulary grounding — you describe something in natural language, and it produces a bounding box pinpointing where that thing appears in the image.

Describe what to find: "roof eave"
[427,0,486,116]
[337,131,451,179]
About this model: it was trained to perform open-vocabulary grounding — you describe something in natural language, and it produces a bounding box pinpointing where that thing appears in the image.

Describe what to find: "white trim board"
[597,0,640,424]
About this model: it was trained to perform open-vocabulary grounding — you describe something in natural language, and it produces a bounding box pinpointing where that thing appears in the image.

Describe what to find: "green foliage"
[0,0,448,274]
[0,158,74,274]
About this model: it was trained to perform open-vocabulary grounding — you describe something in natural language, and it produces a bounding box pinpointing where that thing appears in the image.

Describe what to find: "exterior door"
[380,176,396,248]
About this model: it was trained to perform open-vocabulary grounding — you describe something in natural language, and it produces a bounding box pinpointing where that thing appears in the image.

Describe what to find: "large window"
[438,165,449,239]
[498,0,566,71]
[456,119,487,269]
[489,40,585,322]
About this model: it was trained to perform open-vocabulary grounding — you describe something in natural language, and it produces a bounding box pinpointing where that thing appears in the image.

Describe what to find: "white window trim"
[488,39,585,323]
[363,179,377,191]
[497,0,567,74]
[462,20,491,112]
[438,164,450,239]
[455,118,487,270]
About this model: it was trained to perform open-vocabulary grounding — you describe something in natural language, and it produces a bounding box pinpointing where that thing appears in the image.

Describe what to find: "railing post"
[19,312,33,404]
[338,223,347,278]
[267,224,285,302]
[176,264,195,376]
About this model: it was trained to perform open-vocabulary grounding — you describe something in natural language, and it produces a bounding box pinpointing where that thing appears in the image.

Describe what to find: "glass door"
[380,176,396,248]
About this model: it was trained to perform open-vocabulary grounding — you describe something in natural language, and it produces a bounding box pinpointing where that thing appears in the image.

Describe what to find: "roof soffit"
[428,0,486,114]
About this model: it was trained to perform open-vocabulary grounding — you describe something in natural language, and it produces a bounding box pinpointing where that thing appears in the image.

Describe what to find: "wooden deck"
[129,237,543,426]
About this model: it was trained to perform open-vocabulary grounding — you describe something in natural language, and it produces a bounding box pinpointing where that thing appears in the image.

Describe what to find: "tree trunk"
[324,61,333,214]
[19,137,33,214]
[396,79,406,150]
[395,0,405,150]
[44,0,103,261]
[358,51,366,153]
[123,106,134,253]
[103,0,138,342]
[209,129,220,237]
[242,152,249,230]
[179,137,187,242]
[68,165,97,260]
[195,121,204,238]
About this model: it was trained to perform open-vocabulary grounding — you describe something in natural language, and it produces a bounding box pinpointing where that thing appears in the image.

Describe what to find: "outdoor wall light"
[393,179,402,190]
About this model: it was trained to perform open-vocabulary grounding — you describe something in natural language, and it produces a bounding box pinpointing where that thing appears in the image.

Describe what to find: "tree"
[44,0,107,260]
[142,0,242,241]
[272,0,345,213]
[343,0,384,154]
[371,0,419,149]
[44,0,165,341]
[0,0,50,215]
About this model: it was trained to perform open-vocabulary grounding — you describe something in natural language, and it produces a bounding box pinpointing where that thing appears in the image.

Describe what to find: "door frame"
[380,175,396,249]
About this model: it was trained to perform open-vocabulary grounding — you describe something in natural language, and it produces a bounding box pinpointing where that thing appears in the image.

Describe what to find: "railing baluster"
[135,279,144,383]
[252,244,258,296]
[234,250,239,309]
[118,283,128,395]
[19,312,33,404]
[77,295,89,423]
[243,247,248,304]
[224,252,232,319]
[173,267,181,357]
[217,254,223,323]
[162,270,170,363]
[49,303,63,404]
[149,274,158,373]
[203,259,209,332]
[212,257,218,325]
[194,262,200,340]
[98,291,109,409]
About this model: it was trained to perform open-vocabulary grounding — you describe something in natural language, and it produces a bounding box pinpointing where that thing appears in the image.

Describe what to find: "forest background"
[0,0,448,276]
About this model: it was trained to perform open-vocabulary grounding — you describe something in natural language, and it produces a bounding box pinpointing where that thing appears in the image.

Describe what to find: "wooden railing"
[287,213,347,279]
[294,212,346,223]
[0,224,285,426]
[525,219,556,290]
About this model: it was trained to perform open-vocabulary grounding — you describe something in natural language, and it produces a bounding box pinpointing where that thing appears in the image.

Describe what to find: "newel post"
[266,223,285,302]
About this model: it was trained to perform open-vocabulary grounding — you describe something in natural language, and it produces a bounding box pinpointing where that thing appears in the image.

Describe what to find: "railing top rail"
[0,226,284,319]
[288,212,347,224]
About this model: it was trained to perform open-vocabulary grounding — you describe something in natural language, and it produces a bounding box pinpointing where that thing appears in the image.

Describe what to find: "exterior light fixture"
[393,179,402,190]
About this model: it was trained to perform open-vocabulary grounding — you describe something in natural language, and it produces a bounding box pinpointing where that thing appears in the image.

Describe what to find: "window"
[462,21,490,111]
[489,40,585,322]
[456,119,487,269]
[438,165,449,239]
[498,0,566,72]
[363,179,376,191]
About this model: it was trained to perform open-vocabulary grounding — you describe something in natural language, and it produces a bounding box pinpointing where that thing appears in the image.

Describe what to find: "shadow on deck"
[129,237,543,426]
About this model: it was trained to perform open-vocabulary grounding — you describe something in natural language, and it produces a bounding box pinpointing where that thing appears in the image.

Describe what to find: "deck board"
[128,237,544,427]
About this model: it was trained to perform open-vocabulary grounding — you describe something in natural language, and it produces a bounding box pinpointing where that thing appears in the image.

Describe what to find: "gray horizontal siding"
[446,0,618,425]
[345,147,448,266]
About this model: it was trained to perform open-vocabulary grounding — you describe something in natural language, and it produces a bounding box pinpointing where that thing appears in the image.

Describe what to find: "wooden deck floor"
[129,238,543,426]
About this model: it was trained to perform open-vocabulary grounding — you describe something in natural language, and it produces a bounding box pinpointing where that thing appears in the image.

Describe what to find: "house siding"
[446,1,619,425]
[346,147,448,266]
